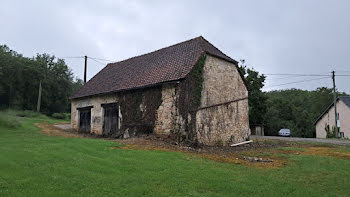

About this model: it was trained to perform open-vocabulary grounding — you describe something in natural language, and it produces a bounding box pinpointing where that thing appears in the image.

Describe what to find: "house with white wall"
[314,96,350,138]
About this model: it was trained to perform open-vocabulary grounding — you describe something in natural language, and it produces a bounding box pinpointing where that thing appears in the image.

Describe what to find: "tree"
[264,88,348,137]
[238,59,267,126]
[0,45,83,114]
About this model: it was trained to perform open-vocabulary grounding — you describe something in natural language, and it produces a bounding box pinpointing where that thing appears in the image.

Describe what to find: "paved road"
[251,135,350,146]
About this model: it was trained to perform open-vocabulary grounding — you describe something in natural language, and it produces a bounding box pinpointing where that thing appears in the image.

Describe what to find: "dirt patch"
[36,123,85,138]
[111,135,289,169]
[269,145,350,160]
[302,147,350,159]
[39,123,350,168]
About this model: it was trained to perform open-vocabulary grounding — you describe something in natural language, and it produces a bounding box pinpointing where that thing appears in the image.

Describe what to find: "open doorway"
[102,103,119,136]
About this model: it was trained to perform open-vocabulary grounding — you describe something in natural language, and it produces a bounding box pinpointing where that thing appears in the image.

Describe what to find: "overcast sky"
[1,0,349,93]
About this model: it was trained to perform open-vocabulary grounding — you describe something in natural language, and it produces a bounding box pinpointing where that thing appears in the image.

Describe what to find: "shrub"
[51,113,67,119]
[0,113,21,128]
[325,124,337,138]
[16,110,41,118]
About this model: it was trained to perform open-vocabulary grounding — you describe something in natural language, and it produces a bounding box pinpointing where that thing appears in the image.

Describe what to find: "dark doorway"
[102,103,119,136]
[79,107,92,133]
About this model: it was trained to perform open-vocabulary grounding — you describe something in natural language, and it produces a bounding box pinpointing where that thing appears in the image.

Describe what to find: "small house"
[314,96,350,138]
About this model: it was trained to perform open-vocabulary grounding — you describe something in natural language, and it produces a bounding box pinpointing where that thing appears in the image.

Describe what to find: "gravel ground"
[52,124,350,146]
[251,135,350,146]
[53,124,72,130]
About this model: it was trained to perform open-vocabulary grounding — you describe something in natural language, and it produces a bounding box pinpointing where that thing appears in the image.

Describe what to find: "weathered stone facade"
[154,84,178,134]
[71,54,249,145]
[71,87,163,137]
[195,55,249,145]
[71,94,118,135]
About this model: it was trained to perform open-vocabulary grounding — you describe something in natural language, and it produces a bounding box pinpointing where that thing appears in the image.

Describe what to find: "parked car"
[278,128,291,137]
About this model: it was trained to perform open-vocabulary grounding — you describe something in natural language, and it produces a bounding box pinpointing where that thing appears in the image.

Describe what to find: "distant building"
[250,125,264,136]
[314,96,350,138]
[70,36,249,145]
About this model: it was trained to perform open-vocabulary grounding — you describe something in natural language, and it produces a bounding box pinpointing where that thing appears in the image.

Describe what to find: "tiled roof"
[313,96,350,125]
[339,96,350,108]
[71,36,238,99]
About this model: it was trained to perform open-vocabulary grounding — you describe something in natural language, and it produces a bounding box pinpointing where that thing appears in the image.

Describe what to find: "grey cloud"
[1,0,349,93]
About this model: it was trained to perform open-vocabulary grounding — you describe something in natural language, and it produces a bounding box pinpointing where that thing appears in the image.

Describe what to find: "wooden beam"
[230,140,253,147]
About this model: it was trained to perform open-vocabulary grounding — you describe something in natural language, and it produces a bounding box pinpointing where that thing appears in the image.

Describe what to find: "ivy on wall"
[192,55,206,107]
[176,54,207,144]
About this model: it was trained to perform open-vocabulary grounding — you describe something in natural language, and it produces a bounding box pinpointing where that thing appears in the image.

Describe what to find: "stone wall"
[119,87,162,137]
[71,94,118,134]
[154,84,179,134]
[195,55,249,145]
[71,54,249,145]
[71,86,163,136]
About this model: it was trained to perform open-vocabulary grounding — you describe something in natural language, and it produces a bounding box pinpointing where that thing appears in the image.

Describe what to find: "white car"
[278,129,291,137]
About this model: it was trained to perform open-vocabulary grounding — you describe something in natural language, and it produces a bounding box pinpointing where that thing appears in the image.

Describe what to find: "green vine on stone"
[193,55,206,107]
[325,124,337,138]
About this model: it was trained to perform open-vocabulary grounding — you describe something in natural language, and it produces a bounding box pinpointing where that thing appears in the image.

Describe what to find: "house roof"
[71,36,239,99]
[313,96,350,125]
[340,96,350,108]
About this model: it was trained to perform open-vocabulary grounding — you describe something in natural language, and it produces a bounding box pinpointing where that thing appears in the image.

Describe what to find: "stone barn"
[71,36,249,145]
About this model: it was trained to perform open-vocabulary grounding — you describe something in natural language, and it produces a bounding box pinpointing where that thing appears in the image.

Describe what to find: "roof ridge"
[198,36,237,63]
[71,36,242,99]
[314,96,350,125]
[109,36,203,66]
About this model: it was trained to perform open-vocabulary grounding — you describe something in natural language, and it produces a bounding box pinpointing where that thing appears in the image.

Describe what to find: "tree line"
[264,87,347,137]
[1,45,347,137]
[239,60,348,138]
[0,45,83,115]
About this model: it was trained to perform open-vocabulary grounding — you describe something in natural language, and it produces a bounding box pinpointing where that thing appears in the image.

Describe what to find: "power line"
[88,57,107,66]
[88,57,114,62]
[57,56,84,59]
[266,75,312,80]
[57,56,115,63]
[264,73,331,77]
[335,70,350,73]
[266,76,330,88]
[265,71,335,80]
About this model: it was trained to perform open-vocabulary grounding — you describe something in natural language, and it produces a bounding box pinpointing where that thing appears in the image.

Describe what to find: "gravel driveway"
[251,135,350,146]
[54,124,72,130]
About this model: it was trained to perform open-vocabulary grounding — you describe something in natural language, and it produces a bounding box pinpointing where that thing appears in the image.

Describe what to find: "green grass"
[0,112,350,196]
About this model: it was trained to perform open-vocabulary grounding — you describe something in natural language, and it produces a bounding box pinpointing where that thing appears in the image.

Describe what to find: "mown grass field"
[1,111,350,196]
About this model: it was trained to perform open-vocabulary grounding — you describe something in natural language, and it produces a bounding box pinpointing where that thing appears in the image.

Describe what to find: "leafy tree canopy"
[0,45,83,114]
[264,87,348,137]
[238,59,267,126]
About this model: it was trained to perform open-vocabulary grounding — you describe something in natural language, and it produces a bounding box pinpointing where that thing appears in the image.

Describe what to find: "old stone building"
[71,36,249,145]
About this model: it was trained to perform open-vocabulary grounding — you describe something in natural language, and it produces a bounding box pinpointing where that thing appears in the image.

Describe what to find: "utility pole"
[332,71,338,137]
[36,80,42,112]
[84,55,87,84]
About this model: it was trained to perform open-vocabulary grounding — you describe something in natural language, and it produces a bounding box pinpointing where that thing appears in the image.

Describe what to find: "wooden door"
[103,104,119,136]
[79,108,91,133]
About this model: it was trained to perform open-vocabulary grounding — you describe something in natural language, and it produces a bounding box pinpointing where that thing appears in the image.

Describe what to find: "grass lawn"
[1,113,350,196]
